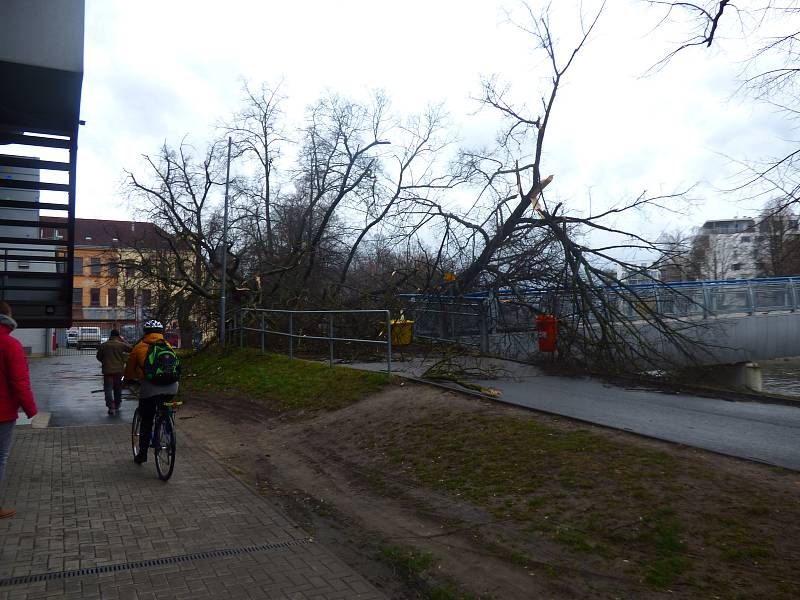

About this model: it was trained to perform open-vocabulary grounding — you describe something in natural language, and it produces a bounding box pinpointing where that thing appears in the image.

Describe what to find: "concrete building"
[1,0,84,330]
[40,218,166,337]
[695,218,759,280]
[0,163,58,354]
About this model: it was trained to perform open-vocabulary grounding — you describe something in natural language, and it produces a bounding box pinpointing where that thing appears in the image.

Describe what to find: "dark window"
[73,257,83,275]
[125,289,135,307]
[72,287,82,304]
[125,264,135,278]
[732,263,742,271]
[741,236,751,242]
[90,288,100,307]
[108,288,118,307]
[108,262,118,277]
[91,257,101,276]
[141,289,152,307]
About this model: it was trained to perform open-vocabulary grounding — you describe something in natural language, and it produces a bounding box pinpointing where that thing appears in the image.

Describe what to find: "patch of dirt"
[179,383,800,599]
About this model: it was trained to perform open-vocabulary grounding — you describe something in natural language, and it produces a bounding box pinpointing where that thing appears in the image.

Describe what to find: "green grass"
[377,545,477,600]
[360,412,699,588]
[378,545,435,580]
[180,346,389,414]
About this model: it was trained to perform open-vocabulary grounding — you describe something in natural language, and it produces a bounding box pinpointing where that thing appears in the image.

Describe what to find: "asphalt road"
[354,356,800,471]
[24,353,136,426]
[472,373,800,471]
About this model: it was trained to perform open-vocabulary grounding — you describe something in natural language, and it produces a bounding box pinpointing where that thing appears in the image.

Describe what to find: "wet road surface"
[24,353,136,426]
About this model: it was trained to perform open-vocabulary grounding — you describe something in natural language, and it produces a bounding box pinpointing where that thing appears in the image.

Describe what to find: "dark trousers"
[103,374,123,409]
[137,394,171,455]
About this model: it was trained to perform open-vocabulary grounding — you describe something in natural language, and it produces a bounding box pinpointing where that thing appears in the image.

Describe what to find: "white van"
[65,328,79,348]
[77,326,101,349]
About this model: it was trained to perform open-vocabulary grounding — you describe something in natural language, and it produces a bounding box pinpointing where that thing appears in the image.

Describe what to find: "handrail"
[235,307,393,373]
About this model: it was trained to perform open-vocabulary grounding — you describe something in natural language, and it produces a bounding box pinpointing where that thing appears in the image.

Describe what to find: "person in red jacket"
[0,300,37,519]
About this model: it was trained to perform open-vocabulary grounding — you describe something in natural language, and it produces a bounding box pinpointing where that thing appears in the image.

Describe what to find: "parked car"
[76,326,101,349]
[65,328,79,348]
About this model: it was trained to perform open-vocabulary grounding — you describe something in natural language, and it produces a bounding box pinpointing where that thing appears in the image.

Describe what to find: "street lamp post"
[220,137,232,345]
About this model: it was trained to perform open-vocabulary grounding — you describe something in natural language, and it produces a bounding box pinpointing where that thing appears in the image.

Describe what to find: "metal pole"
[386,311,392,374]
[746,281,755,315]
[219,137,232,345]
[261,313,265,353]
[240,309,244,347]
[329,313,334,367]
[479,301,488,353]
[288,312,294,360]
[790,278,798,312]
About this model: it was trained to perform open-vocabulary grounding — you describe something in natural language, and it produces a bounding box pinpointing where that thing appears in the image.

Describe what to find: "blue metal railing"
[401,276,800,321]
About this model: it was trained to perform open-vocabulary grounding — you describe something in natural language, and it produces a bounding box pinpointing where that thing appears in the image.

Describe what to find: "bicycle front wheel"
[131,408,141,460]
[154,416,176,481]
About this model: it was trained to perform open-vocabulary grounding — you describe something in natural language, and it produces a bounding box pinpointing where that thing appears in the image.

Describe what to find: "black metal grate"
[0,538,312,588]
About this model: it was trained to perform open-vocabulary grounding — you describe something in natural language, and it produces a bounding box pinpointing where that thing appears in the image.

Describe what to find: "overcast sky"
[75,0,796,257]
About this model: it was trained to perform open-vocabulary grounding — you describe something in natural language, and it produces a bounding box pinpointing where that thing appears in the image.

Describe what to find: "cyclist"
[124,320,178,464]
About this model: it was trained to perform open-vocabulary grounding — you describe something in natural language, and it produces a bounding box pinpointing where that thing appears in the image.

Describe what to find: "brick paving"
[0,425,385,599]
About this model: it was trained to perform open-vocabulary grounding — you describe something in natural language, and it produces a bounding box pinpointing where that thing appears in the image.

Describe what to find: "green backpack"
[143,340,181,385]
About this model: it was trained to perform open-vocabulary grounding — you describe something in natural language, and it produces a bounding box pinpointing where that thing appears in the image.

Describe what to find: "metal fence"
[402,276,800,359]
[606,277,800,320]
[229,308,394,372]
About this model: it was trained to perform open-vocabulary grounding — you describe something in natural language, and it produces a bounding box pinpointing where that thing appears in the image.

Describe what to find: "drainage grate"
[0,538,312,587]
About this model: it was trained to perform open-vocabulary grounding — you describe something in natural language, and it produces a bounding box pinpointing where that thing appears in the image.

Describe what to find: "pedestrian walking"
[0,300,38,519]
[96,329,133,416]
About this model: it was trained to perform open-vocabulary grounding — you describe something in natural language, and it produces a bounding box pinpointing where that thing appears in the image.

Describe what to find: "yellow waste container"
[390,320,414,345]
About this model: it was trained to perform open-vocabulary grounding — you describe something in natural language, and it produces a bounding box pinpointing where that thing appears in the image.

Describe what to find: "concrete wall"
[0,0,84,73]
[12,328,49,356]
[457,312,800,368]
[648,313,800,366]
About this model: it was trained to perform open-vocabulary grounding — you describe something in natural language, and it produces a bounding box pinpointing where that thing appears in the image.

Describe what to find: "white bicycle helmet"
[143,319,164,332]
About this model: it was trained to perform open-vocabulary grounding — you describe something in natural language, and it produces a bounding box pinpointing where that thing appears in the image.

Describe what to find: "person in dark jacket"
[96,330,133,416]
[0,300,38,519]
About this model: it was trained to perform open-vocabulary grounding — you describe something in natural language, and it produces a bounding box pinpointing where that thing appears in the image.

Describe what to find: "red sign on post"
[536,314,558,352]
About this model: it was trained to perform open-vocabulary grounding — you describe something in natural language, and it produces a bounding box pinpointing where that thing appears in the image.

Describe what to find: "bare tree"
[222,81,288,270]
[402,2,702,370]
[654,230,694,281]
[753,198,800,276]
[646,1,800,203]
[124,140,232,347]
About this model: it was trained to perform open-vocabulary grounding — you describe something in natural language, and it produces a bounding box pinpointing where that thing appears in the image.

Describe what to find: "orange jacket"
[124,332,173,381]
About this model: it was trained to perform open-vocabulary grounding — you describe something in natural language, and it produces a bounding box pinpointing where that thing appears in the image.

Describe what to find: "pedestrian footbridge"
[404,277,800,367]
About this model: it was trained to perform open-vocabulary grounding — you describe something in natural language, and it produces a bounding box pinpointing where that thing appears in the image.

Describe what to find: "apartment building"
[695,218,759,280]
[41,218,165,331]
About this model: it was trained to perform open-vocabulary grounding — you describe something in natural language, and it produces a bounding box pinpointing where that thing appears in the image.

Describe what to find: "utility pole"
[220,137,232,345]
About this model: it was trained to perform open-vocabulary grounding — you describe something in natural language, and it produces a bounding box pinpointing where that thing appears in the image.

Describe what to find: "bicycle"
[131,396,181,481]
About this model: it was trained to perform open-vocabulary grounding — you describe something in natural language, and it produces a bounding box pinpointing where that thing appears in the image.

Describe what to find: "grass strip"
[378,545,476,600]
[360,410,791,592]
[180,346,389,413]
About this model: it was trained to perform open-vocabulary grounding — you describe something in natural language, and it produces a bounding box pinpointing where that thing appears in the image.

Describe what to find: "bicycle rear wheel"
[154,416,176,481]
[131,408,141,460]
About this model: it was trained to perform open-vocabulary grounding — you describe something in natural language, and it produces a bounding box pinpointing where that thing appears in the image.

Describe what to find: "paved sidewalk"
[21,354,129,427]
[0,425,384,600]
